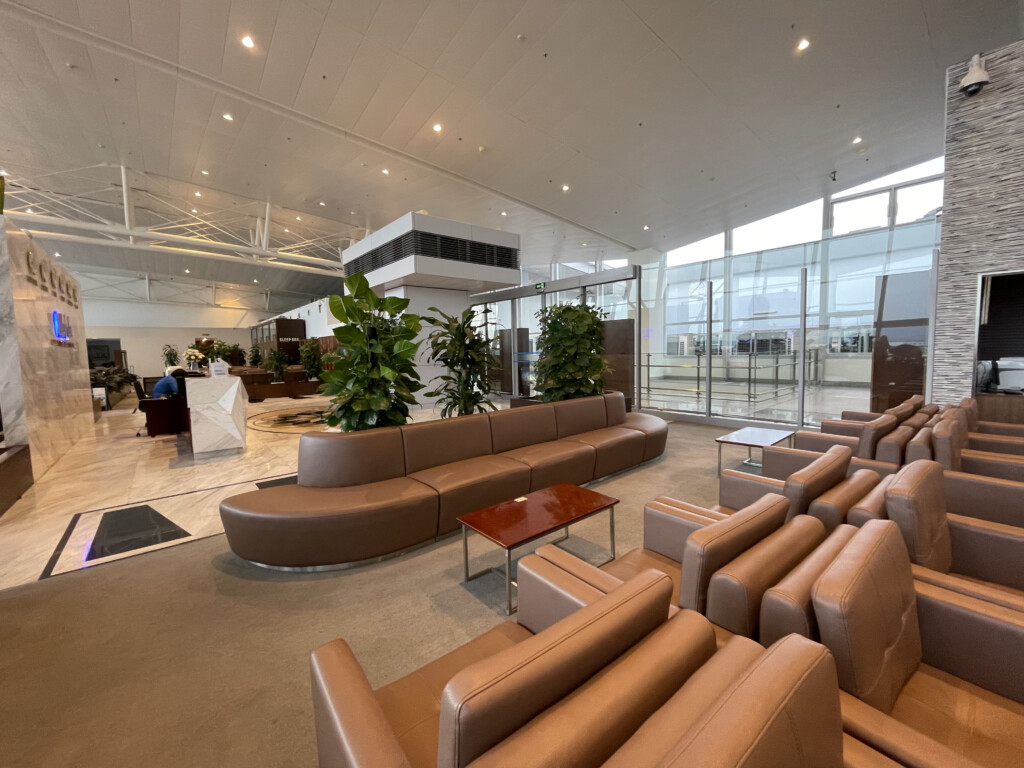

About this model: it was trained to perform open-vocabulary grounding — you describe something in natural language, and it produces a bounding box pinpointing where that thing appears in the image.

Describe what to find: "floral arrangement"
[182,347,204,363]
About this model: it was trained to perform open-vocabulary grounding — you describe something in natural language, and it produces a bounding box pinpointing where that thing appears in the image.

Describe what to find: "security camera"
[960,54,990,96]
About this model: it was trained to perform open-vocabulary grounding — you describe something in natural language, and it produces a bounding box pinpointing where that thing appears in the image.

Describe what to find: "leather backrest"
[706,515,827,638]
[872,423,913,466]
[762,446,821,480]
[469,610,716,768]
[603,391,628,426]
[940,406,970,435]
[488,405,557,454]
[905,427,933,463]
[884,402,914,423]
[759,524,858,647]
[931,419,964,471]
[906,394,924,412]
[846,474,895,527]
[960,397,980,431]
[679,494,789,613]
[297,428,405,487]
[918,403,940,417]
[437,569,672,768]
[856,414,897,459]
[807,469,881,533]
[653,635,844,768]
[884,461,953,573]
[782,445,852,519]
[402,413,493,474]
[902,412,929,431]
[812,520,921,714]
[553,396,608,438]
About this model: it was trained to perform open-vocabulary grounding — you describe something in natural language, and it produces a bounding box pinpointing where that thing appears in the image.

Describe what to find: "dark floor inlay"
[86,506,190,561]
[256,475,298,489]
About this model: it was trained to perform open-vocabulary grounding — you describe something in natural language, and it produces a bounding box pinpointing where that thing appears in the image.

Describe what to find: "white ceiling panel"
[324,37,396,128]
[177,0,230,78]
[129,0,181,63]
[257,0,324,106]
[291,3,363,118]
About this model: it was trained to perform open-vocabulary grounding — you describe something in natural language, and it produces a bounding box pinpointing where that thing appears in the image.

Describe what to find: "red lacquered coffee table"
[458,483,619,615]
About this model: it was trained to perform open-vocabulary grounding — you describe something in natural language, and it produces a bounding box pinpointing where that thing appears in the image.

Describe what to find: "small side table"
[715,427,794,476]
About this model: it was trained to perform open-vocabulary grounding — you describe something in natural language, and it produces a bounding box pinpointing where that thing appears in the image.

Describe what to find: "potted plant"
[248,344,263,367]
[262,348,289,382]
[299,338,323,381]
[182,347,204,372]
[161,344,180,368]
[422,306,498,417]
[230,344,246,366]
[320,273,423,431]
[533,302,611,402]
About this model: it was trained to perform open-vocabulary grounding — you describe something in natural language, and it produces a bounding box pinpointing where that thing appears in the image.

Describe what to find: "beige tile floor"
[0,395,447,591]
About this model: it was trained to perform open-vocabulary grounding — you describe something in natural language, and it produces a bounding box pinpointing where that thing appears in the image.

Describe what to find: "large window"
[732,200,823,255]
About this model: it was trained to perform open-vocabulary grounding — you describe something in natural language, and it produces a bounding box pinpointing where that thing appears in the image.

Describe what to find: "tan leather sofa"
[930,418,1024,482]
[959,396,1024,438]
[219,392,667,567]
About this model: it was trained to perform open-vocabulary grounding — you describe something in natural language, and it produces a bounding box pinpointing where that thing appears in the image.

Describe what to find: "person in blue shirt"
[151,374,178,399]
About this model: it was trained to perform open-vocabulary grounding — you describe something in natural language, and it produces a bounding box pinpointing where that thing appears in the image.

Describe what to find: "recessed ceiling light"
[561,184,570,192]
[797,39,810,52]
[26,208,34,214]
[0,170,7,176]
[185,268,190,274]
[295,216,302,221]
[581,242,587,247]
[382,168,389,174]
[194,191,201,197]
[643,225,649,231]
[201,170,209,175]
[191,208,198,213]
[319,201,325,206]
[433,123,442,132]
[241,35,255,49]
[350,211,356,215]
[501,211,507,216]
[284,228,289,232]
[253,278,259,283]
[222,113,233,121]
[54,252,61,258]
[852,136,863,145]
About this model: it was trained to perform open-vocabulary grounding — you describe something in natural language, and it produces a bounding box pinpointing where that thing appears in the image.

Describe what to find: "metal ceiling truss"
[2,164,359,274]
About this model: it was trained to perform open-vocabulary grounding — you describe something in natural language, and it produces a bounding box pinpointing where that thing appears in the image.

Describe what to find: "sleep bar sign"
[51,310,74,347]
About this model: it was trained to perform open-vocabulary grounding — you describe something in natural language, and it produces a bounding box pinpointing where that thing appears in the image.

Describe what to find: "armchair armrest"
[915,580,1024,704]
[793,431,859,454]
[310,639,411,768]
[643,498,726,562]
[961,449,1024,483]
[821,419,865,438]
[840,691,985,768]
[943,470,1024,527]
[948,513,1024,592]
[515,553,607,634]
[718,470,785,512]
[967,432,1024,456]
[977,420,1024,438]
[841,410,882,423]
[532,544,622,594]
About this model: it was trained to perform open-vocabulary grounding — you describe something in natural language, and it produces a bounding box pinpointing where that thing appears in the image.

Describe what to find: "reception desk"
[188,376,247,454]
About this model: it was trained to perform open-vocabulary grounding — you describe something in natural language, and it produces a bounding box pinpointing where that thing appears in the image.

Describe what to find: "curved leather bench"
[219,392,667,568]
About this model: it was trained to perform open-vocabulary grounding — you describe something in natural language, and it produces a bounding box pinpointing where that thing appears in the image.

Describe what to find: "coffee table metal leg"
[462,525,470,581]
[506,548,513,615]
[609,505,616,559]
[717,443,722,476]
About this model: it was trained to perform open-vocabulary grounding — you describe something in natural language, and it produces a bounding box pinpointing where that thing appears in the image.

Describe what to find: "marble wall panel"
[934,40,1024,403]
[0,219,92,480]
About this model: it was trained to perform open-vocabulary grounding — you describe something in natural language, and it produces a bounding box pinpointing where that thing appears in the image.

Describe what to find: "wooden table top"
[458,483,619,549]
[715,426,794,448]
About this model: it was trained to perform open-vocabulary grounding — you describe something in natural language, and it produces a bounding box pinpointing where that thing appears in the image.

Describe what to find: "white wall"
[83,298,274,329]
[86,325,254,378]
[270,297,339,338]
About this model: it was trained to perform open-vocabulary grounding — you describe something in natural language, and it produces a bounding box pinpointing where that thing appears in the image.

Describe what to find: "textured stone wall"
[934,39,1024,403]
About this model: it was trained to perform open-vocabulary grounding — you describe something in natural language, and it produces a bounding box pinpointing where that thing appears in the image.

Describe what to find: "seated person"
[152,369,183,399]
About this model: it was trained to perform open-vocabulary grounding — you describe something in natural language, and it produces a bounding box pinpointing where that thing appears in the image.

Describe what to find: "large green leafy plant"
[248,344,263,367]
[320,273,424,431]
[422,306,498,418]
[262,348,288,382]
[534,302,611,402]
[299,337,323,381]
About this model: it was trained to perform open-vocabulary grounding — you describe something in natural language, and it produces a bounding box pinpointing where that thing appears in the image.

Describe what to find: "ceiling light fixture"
[433,123,442,132]
[797,39,810,52]
[185,268,190,274]
[26,208,34,214]
[295,216,301,221]
[222,113,234,121]
[581,242,587,247]
[253,278,259,283]
[561,184,570,192]
[319,201,325,206]
[643,225,650,230]
[0,170,7,176]
[241,35,255,49]
[852,136,862,145]
[284,228,289,232]
[54,252,61,258]
[194,191,201,197]
[382,168,389,174]
[501,211,507,216]
[201,169,209,175]
[191,208,198,213]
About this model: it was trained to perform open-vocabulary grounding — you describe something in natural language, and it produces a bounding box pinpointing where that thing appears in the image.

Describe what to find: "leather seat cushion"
[807,469,881,533]
[623,412,669,461]
[500,440,595,491]
[410,455,531,536]
[602,548,682,604]
[783,445,852,519]
[563,426,646,478]
[847,475,895,528]
[912,565,1024,612]
[219,478,439,567]
[892,664,1024,767]
[374,622,532,768]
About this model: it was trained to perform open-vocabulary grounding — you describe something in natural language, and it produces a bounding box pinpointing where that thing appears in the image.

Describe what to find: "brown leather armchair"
[793,413,898,460]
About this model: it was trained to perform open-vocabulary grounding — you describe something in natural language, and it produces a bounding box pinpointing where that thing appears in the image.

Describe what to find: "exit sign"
[535,282,545,291]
